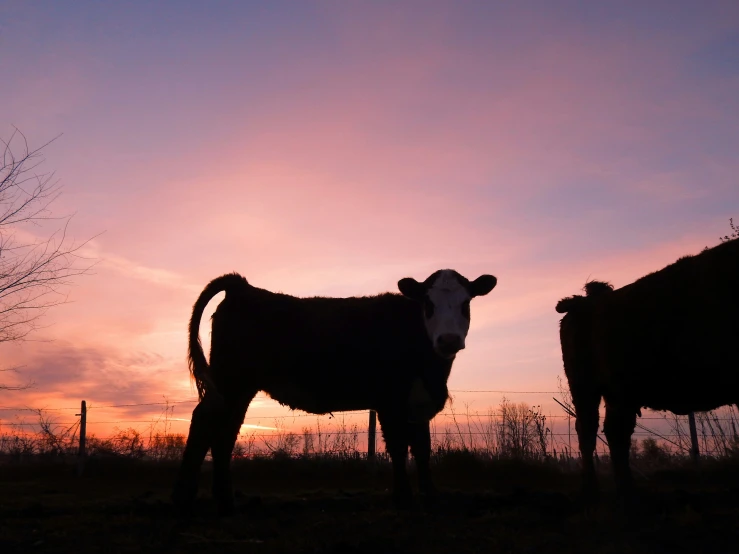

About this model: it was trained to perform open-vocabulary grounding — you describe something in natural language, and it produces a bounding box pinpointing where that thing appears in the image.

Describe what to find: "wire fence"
[2,388,739,463]
[0,388,574,413]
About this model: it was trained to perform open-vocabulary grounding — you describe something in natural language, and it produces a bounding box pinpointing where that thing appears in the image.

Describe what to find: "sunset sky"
[1,1,738,445]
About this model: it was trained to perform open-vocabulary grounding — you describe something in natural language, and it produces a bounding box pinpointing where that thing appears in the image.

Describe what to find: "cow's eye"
[423,298,435,318]
[461,300,471,318]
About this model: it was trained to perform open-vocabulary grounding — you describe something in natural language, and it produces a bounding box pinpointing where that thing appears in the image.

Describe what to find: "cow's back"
[592,238,739,412]
[208,285,446,413]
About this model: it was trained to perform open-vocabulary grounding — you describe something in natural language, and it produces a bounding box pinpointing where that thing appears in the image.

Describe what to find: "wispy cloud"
[80,239,200,292]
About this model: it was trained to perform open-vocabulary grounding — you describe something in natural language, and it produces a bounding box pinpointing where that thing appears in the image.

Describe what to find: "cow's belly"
[222,338,443,416]
[258,366,376,414]
[264,383,370,414]
[640,380,738,414]
[613,368,739,414]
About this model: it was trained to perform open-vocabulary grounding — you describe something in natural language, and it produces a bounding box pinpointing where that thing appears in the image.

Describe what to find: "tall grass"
[430,398,550,460]
[2,398,739,466]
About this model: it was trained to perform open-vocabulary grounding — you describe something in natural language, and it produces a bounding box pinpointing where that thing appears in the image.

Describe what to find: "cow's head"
[398,269,497,359]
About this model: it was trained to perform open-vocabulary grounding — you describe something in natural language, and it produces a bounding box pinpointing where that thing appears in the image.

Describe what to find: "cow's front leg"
[571,385,601,502]
[603,402,637,501]
[378,411,412,508]
[409,419,436,499]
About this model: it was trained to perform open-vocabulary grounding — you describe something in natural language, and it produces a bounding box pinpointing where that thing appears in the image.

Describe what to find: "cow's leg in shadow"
[571,387,601,502]
[409,419,436,500]
[603,402,637,504]
[210,390,255,516]
[171,394,221,513]
[378,411,412,508]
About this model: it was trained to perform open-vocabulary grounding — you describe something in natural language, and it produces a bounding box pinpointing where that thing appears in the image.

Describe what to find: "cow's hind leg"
[571,388,601,501]
[378,411,412,508]
[171,394,221,513]
[210,391,255,516]
[603,403,637,501]
[409,420,436,499]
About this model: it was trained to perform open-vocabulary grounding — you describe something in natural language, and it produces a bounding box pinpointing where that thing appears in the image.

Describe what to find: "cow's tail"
[556,280,614,314]
[189,272,249,401]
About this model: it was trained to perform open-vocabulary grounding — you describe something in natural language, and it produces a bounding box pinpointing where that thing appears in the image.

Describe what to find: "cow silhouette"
[172,269,497,514]
[557,238,739,498]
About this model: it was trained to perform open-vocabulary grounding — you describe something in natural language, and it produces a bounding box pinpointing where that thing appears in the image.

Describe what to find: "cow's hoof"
[171,498,195,518]
[420,483,439,505]
[392,489,414,510]
[616,487,639,516]
[170,487,197,517]
[578,484,600,507]
[422,492,439,506]
[217,498,236,517]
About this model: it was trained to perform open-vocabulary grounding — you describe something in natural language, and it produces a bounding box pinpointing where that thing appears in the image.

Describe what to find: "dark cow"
[172,269,497,513]
[556,238,739,498]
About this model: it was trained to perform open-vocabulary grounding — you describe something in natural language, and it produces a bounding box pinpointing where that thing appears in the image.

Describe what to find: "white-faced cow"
[172,269,497,514]
[556,238,739,499]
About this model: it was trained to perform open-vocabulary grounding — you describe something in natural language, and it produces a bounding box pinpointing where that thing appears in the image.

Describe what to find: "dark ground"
[1,455,738,553]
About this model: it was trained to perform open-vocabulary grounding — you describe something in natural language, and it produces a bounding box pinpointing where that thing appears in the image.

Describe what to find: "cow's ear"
[470,275,497,297]
[398,277,425,301]
[555,295,586,314]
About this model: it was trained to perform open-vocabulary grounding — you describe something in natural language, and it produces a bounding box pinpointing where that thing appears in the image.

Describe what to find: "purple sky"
[1,1,738,439]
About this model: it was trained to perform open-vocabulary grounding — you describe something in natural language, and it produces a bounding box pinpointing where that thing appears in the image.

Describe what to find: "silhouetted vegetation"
[5,400,739,468]
[0,128,96,391]
[5,401,739,552]
[720,217,738,242]
[3,440,739,553]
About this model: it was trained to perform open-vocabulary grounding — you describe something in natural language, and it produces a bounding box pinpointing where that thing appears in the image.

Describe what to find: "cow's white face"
[398,269,497,359]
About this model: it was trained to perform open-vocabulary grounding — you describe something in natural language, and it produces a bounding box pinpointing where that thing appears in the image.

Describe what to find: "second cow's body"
[557,238,739,497]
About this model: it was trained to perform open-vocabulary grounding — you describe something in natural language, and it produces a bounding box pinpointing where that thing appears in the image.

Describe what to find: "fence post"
[367,410,377,459]
[77,400,87,476]
[688,411,700,463]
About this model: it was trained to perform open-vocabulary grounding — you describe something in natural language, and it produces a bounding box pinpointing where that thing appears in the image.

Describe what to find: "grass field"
[2,454,739,554]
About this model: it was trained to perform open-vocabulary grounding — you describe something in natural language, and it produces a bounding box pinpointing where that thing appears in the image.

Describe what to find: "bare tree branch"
[0,128,96,390]
[0,366,34,390]
[719,217,738,243]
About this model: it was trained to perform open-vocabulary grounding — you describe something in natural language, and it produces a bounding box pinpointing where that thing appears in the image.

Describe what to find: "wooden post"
[367,410,377,459]
[76,400,87,476]
[688,411,700,463]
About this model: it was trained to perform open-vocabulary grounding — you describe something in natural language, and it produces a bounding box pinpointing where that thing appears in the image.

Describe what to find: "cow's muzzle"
[435,333,465,359]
